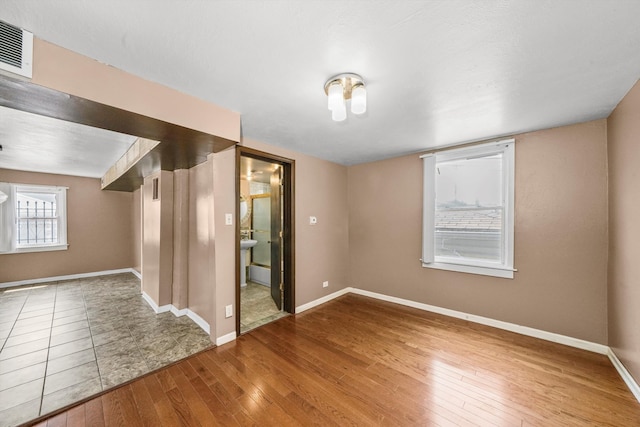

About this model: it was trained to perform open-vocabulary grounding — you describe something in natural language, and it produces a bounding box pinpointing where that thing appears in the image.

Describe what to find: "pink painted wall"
[348,120,609,344]
[0,169,133,282]
[607,79,640,383]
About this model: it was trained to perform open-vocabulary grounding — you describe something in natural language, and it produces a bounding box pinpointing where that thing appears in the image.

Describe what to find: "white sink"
[240,240,258,286]
[240,239,258,250]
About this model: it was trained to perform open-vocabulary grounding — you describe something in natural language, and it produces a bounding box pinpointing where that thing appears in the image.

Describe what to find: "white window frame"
[0,183,68,254]
[421,139,515,279]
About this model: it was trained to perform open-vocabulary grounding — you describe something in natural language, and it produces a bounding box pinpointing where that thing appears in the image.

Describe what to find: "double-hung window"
[422,139,515,278]
[0,183,68,253]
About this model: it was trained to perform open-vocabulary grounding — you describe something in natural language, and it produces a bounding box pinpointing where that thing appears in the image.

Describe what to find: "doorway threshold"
[240,282,289,334]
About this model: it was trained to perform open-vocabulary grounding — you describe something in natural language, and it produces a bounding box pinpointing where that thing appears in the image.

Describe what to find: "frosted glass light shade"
[327,82,344,111]
[331,101,347,121]
[351,84,367,114]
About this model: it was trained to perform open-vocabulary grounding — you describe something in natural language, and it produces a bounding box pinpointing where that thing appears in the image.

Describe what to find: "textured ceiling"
[2,0,640,169]
[0,106,136,178]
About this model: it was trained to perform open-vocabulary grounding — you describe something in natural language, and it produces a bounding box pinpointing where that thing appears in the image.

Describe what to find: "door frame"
[235,146,296,335]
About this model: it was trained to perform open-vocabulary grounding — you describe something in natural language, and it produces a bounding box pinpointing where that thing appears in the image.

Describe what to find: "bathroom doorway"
[236,147,294,334]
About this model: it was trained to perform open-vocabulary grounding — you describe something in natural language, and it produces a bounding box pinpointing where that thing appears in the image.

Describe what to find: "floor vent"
[0,20,33,78]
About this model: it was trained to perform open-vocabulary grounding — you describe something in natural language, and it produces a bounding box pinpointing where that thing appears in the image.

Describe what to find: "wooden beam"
[101,138,160,190]
[0,75,237,191]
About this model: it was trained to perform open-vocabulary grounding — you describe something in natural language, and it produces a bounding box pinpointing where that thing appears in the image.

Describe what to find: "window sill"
[9,244,69,254]
[422,261,515,279]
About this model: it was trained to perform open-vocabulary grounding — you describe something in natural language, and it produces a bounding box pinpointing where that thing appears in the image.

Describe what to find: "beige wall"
[139,136,349,339]
[0,169,133,283]
[32,39,240,143]
[607,80,640,382]
[132,188,141,273]
[172,170,189,310]
[188,160,215,327]
[22,37,241,340]
[241,138,350,308]
[212,149,237,338]
[15,35,626,353]
[141,171,173,306]
[10,35,349,340]
[348,120,609,344]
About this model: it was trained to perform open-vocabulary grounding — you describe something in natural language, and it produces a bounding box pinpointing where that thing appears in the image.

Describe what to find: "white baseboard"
[157,304,172,314]
[608,348,640,403]
[297,287,610,354]
[141,291,161,313]
[170,306,189,317]
[349,288,610,355]
[141,292,210,335]
[130,269,142,280]
[216,331,236,346]
[187,309,211,335]
[296,287,640,401]
[0,268,138,289]
[295,287,351,313]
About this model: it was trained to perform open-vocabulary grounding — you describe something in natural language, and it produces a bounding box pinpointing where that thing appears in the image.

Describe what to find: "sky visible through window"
[435,154,503,262]
[436,154,502,209]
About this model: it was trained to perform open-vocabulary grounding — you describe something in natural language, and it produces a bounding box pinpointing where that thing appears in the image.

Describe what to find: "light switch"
[309,216,317,225]
[225,213,233,225]
[225,304,233,318]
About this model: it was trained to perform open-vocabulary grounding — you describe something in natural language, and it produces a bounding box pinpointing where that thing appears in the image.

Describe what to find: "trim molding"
[216,331,236,346]
[295,287,351,313]
[608,348,640,403]
[349,288,609,355]
[141,292,211,335]
[296,287,640,403]
[187,310,211,335]
[1,269,219,343]
[5,271,638,403]
[0,268,138,289]
[170,306,189,317]
[141,291,161,313]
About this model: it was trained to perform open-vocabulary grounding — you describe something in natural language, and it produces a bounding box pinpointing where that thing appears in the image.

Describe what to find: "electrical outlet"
[225,304,233,318]
[225,213,233,225]
[322,281,329,288]
[309,216,317,225]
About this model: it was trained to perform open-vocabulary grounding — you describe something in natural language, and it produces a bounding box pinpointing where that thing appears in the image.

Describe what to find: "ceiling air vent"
[0,20,33,78]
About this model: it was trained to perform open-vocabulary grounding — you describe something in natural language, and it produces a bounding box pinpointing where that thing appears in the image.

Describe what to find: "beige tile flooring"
[0,273,212,427]
[240,281,288,334]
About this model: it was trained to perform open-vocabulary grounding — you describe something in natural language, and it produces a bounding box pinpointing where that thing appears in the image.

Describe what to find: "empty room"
[0,1,639,426]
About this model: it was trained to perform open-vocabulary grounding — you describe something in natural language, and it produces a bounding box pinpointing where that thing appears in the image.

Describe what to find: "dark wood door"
[270,168,283,310]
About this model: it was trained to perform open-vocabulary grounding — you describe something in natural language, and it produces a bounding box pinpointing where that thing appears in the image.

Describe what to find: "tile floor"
[240,281,288,334]
[0,273,212,427]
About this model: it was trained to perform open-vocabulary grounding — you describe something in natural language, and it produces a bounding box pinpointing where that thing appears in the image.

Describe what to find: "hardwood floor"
[27,294,640,426]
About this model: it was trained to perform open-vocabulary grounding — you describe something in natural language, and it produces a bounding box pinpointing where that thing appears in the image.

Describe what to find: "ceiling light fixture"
[324,73,366,122]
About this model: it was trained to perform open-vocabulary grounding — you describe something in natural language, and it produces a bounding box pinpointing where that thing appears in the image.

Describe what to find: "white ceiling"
[2,0,640,170]
[0,106,137,178]
[240,156,278,184]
